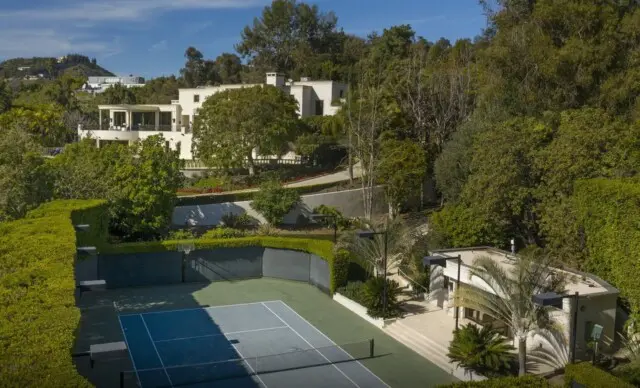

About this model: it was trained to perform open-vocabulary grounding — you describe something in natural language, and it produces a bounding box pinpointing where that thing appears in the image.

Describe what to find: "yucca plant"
[447,323,516,379]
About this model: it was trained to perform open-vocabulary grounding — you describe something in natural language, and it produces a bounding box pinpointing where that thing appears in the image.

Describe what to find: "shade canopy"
[422,256,448,268]
[355,230,379,239]
[531,292,564,308]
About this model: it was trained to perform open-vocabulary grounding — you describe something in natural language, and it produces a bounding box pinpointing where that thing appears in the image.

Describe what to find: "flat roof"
[97,104,172,110]
[430,247,618,297]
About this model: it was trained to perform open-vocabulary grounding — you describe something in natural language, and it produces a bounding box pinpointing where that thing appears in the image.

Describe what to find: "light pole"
[532,291,580,364]
[310,213,338,243]
[423,255,462,330]
[357,229,388,318]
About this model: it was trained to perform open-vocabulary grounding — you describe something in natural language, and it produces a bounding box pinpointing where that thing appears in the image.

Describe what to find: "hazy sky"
[0,0,487,78]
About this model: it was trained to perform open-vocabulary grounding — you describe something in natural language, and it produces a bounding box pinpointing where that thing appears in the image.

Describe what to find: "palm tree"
[336,217,419,277]
[455,249,569,376]
[447,323,516,379]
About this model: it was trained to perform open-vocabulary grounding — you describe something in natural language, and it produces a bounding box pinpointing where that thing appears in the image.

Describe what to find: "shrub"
[447,324,515,378]
[363,277,403,319]
[613,361,640,386]
[220,212,256,229]
[564,362,634,388]
[437,375,551,387]
[201,227,247,239]
[166,228,196,240]
[312,205,352,230]
[192,175,229,189]
[337,281,367,305]
[0,199,106,387]
[332,249,351,289]
[250,180,300,225]
[256,224,280,236]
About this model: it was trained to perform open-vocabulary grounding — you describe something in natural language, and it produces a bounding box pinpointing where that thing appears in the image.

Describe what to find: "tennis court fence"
[119,338,375,387]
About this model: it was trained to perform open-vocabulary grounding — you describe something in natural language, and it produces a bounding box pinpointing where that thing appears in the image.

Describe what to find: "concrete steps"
[384,319,485,381]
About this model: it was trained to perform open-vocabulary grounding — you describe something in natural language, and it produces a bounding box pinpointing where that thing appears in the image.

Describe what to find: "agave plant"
[447,323,516,379]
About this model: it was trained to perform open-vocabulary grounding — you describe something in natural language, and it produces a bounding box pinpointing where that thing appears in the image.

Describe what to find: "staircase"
[384,319,485,381]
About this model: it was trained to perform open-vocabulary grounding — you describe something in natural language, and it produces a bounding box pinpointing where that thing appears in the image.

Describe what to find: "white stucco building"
[77,73,346,161]
[83,76,146,93]
[426,247,618,363]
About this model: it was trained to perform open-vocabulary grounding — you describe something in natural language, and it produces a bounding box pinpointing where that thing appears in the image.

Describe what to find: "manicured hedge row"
[175,180,342,206]
[564,362,634,388]
[572,179,640,320]
[104,236,349,293]
[0,199,106,387]
[437,376,550,387]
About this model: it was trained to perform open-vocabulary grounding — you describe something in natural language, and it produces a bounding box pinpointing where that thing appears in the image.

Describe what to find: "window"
[315,100,324,116]
[193,94,200,103]
[339,89,344,98]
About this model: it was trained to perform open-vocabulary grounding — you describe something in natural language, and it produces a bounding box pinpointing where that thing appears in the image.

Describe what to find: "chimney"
[265,72,285,87]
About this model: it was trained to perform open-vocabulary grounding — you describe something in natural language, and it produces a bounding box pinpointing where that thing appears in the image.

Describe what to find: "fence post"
[369,338,375,358]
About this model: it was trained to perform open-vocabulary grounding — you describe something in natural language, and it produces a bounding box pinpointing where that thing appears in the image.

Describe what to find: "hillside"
[0,54,114,80]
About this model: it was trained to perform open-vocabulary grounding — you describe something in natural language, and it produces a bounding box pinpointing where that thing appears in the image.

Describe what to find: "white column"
[128,111,132,130]
[96,138,101,148]
[98,110,102,130]
[109,111,115,128]
[155,111,159,130]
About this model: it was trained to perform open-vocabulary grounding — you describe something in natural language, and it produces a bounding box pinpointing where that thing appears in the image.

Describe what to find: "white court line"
[223,333,269,388]
[117,316,142,388]
[273,300,390,388]
[140,314,174,387]
[260,302,360,388]
[154,326,289,343]
[118,300,282,317]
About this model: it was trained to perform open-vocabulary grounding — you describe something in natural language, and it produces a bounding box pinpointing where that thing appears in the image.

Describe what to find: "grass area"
[76,278,458,387]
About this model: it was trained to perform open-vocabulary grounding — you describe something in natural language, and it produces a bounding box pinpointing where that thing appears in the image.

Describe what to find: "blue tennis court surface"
[118,300,388,388]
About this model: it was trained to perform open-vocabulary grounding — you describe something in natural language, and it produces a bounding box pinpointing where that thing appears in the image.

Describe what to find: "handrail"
[398,268,429,294]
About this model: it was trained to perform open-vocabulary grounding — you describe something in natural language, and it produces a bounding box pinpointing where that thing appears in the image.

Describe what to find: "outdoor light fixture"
[532,291,580,363]
[357,229,388,318]
[423,254,463,330]
[74,224,90,232]
[310,214,338,243]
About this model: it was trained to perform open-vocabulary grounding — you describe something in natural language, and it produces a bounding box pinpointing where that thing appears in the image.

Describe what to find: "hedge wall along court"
[0,199,107,387]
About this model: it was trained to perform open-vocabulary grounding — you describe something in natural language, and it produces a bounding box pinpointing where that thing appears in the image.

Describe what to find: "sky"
[0,0,488,78]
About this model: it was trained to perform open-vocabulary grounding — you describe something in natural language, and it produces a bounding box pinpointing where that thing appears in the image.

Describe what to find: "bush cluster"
[437,375,551,387]
[337,278,403,319]
[0,199,106,387]
[564,362,634,388]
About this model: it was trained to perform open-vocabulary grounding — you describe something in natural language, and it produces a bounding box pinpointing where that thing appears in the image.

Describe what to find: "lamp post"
[423,255,462,330]
[357,229,388,318]
[532,291,580,364]
[310,214,338,243]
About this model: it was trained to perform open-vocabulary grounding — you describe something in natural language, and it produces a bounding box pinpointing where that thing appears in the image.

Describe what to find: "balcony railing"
[79,124,176,132]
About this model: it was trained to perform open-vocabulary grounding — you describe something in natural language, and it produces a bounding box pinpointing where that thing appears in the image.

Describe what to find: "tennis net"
[120,338,375,387]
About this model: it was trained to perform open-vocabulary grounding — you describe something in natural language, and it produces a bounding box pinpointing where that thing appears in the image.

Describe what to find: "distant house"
[77,72,347,161]
[83,76,145,93]
[17,66,30,71]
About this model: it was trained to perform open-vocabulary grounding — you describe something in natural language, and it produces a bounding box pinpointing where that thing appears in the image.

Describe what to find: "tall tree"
[0,104,68,146]
[0,81,11,114]
[236,0,340,77]
[214,53,244,84]
[192,85,299,176]
[100,83,138,105]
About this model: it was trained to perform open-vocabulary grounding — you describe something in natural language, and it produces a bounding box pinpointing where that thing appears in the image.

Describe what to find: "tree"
[0,80,11,114]
[250,180,300,225]
[180,47,205,87]
[455,250,569,376]
[236,0,340,76]
[0,127,52,221]
[100,83,137,104]
[378,138,427,218]
[0,104,68,146]
[192,85,299,176]
[447,324,515,379]
[48,139,110,200]
[214,53,243,84]
[106,135,184,240]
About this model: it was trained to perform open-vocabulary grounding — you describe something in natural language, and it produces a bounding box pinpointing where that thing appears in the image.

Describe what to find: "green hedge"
[175,180,342,206]
[0,199,107,387]
[572,179,640,319]
[104,236,349,293]
[564,362,634,388]
[437,376,550,387]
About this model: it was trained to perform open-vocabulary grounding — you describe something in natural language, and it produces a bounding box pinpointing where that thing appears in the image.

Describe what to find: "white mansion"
[77,73,347,160]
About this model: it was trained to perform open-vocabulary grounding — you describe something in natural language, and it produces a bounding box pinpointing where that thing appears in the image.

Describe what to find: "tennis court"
[118,300,388,388]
